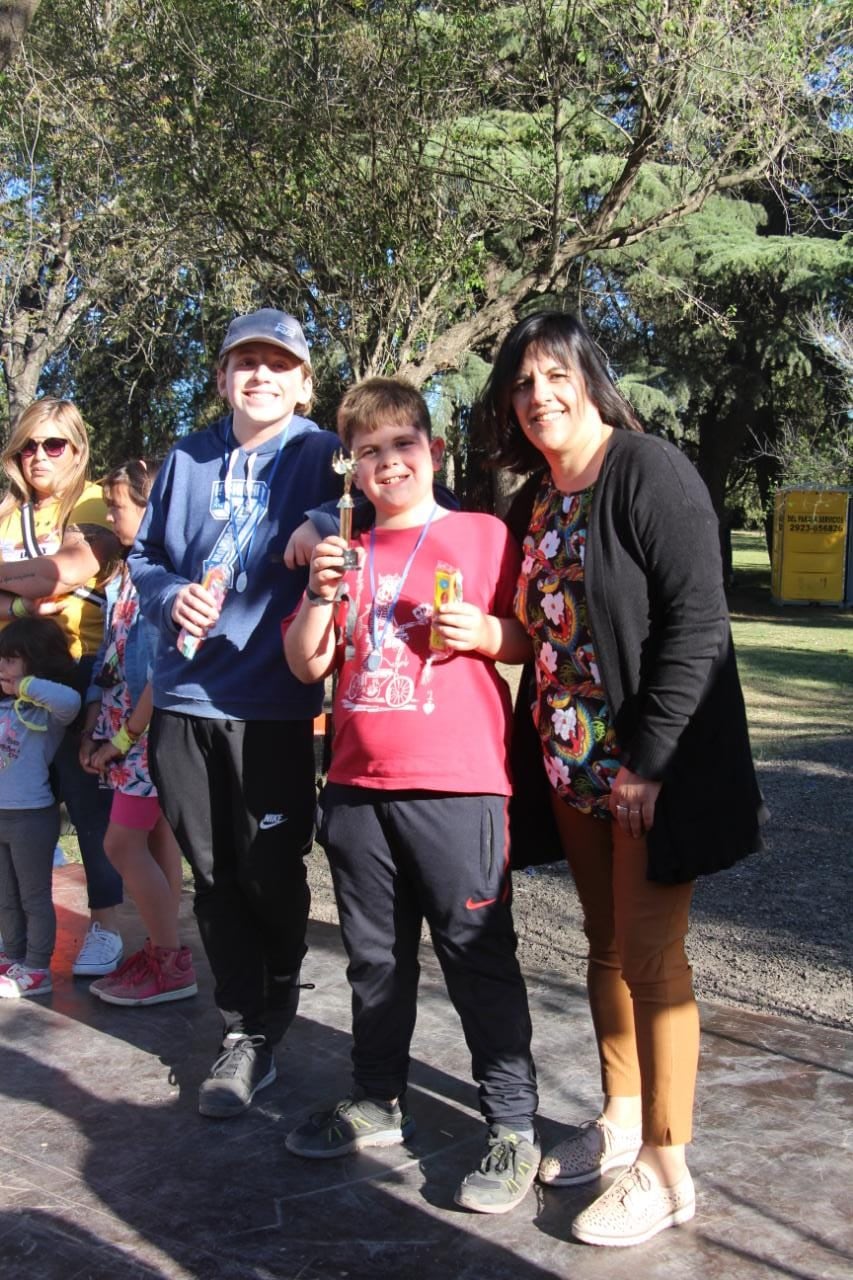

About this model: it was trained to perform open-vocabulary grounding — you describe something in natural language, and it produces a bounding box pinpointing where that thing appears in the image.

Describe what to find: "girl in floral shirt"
[81,461,196,1006]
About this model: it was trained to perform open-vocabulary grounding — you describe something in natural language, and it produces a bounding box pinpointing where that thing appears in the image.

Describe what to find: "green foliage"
[583,183,852,524]
[768,421,853,490]
[617,370,687,439]
[1,0,849,481]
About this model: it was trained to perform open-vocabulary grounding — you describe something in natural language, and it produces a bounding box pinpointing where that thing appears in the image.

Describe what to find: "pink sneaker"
[0,952,24,976]
[89,947,149,996]
[91,941,198,1006]
[0,964,53,998]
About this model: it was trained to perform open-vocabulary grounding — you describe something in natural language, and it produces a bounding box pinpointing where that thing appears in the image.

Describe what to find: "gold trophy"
[332,450,360,569]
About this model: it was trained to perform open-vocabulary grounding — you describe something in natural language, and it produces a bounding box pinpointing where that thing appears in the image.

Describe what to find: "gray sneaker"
[455,1124,540,1215]
[285,1091,415,1158]
[198,1035,276,1118]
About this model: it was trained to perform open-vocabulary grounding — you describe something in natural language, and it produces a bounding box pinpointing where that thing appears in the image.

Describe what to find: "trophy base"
[340,548,360,570]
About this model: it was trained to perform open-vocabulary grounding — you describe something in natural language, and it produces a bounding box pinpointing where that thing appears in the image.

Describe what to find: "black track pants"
[319,784,538,1126]
[150,710,315,1043]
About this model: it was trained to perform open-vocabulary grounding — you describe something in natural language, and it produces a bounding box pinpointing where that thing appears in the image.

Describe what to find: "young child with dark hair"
[0,616,81,998]
[81,459,197,1006]
[284,376,540,1216]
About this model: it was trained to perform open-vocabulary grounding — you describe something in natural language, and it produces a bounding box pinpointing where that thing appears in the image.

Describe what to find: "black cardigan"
[507,430,765,884]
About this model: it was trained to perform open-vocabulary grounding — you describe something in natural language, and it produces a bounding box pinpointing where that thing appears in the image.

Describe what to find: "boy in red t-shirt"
[284,377,538,1215]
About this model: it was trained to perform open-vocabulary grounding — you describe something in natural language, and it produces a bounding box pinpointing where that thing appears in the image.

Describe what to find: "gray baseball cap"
[218,309,311,364]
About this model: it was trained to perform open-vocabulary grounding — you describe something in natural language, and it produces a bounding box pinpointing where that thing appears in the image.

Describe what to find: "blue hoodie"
[128,413,340,720]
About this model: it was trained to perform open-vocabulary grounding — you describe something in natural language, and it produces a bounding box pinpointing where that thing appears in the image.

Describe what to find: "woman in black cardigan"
[477,312,764,1248]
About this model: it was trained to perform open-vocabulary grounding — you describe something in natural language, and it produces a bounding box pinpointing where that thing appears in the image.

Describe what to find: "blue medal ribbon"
[367,505,438,668]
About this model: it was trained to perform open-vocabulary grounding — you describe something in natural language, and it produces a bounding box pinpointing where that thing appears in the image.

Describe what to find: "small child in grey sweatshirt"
[0,617,81,998]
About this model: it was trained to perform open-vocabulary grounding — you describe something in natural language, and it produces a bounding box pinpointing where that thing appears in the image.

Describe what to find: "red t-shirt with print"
[328,511,520,795]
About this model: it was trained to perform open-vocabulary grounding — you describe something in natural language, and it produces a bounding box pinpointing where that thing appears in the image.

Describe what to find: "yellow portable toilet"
[771,488,853,606]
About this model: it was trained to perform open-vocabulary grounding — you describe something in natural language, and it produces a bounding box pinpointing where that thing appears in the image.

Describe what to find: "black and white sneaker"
[198,1035,276,1118]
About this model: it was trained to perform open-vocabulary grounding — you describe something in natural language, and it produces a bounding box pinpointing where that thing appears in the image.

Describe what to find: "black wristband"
[305,584,335,606]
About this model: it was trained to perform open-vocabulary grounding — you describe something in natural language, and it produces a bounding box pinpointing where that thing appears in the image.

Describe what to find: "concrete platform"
[0,865,850,1280]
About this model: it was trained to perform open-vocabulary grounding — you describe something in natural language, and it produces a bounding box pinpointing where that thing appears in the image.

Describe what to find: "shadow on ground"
[0,867,850,1280]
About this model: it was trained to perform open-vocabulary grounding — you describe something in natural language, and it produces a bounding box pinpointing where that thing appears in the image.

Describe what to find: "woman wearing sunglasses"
[0,398,125,978]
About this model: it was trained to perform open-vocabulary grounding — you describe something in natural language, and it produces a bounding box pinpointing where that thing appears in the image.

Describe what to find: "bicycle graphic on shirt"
[342,598,437,713]
[344,633,416,710]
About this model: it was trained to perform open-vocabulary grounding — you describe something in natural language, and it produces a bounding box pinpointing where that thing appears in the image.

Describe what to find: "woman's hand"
[3,594,62,617]
[610,765,662,839]
[30,596,66,616]
[171,581,223,637]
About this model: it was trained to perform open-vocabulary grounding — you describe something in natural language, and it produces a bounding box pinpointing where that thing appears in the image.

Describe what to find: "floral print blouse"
[92,568,154,798]
[515,479,621,817]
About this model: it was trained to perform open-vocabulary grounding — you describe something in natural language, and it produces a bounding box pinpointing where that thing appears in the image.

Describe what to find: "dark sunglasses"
[19,437,69,459]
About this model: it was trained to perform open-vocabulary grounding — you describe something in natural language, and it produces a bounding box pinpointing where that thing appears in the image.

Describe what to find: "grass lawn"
[728,530,853,758]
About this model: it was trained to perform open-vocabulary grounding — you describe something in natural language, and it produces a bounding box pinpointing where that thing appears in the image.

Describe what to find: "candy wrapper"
[177,565,229,660]
[429,562,463,651]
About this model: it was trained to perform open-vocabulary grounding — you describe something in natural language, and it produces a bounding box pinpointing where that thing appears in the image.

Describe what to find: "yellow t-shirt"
[0,482,112,659]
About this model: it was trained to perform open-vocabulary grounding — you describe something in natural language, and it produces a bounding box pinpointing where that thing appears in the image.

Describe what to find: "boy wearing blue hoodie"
[129,310,340,1117]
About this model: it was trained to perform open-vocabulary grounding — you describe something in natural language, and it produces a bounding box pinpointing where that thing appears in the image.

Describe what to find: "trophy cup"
[332,450,360,569]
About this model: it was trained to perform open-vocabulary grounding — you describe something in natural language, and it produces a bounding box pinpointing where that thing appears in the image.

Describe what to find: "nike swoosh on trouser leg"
[259,815,287,830]
[465,896,498,911]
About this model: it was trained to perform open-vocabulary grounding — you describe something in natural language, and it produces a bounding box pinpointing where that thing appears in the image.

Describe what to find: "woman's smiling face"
[510,344,600,464]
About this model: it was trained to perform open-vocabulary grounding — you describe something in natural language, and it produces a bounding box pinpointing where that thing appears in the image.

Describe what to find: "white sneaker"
[73,924,123,976]
[571,1161,695,1247]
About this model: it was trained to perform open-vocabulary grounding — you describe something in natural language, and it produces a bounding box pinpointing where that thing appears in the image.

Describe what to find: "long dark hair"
[474,312,643,474]
[0,616,78,686]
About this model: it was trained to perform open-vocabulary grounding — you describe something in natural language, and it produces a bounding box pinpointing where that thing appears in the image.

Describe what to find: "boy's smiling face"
[217,341,312,443]
[351,419,444,529]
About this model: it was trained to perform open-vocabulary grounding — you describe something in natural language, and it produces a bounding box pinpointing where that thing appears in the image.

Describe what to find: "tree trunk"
[0,1,40,70]
[696,401,743,521]
[3,364,42,427]
[493,468,526,521]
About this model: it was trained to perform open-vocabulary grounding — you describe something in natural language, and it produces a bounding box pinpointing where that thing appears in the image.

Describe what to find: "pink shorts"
[109,792,163,832]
